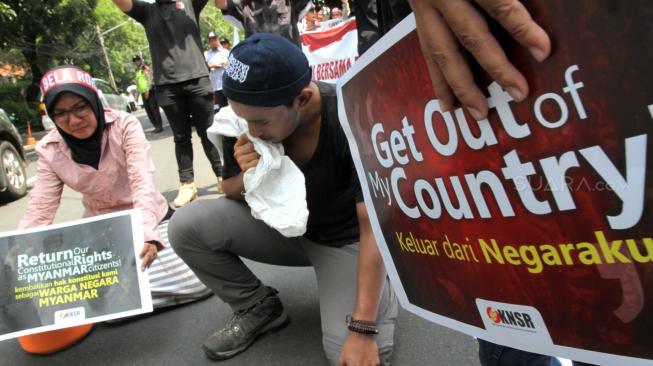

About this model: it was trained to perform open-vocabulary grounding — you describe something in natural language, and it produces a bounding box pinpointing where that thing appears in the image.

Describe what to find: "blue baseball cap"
[222,33,311,107]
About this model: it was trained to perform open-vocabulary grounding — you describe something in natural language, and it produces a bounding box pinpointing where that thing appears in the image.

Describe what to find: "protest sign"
[337,3,653,365]
[0,210,152,340]
[301,18,358,83]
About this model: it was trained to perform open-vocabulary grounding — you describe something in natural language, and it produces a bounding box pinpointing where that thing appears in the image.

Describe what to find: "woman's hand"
[139,242,158,271]
[234,134,260,172]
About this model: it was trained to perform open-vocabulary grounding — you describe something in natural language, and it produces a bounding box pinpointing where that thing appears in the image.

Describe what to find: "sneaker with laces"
[173,182,198,208]
[202,288,289,360]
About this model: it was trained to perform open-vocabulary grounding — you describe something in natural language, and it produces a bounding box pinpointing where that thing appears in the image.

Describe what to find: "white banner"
[300,18,358,83]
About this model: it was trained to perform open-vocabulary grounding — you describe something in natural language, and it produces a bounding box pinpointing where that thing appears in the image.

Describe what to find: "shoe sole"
[202,311,290,361]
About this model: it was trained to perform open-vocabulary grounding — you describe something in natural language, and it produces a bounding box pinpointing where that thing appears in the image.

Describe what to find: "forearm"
[352,203,386,321]
[353,234,386,320]
[222,172,246,200]
[342,1,350,19]
[214,0,227,9]
[18,158,63,229]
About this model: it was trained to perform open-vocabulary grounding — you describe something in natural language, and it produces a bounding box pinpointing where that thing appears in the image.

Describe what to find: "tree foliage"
[91,0,149,89]
[0,0,97,101]
[0,0,234,128]
[0,0,235,93]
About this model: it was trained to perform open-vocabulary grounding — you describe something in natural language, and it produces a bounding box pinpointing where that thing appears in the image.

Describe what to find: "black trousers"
[157,77,222,182]
[143,88,163,129]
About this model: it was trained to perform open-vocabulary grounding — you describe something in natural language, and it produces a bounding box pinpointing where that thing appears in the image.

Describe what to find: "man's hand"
[234,134,260,172]
[139,242,158,271]
[408,0,551,119]
[112,0,133,12]
[339,333,379,366]
[215,0,227,9]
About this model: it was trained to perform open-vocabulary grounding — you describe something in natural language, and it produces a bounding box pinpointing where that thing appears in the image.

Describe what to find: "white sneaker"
[173,182,198,207]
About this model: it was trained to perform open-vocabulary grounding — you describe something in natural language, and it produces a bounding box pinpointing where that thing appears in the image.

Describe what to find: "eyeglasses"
[50,101,92,124]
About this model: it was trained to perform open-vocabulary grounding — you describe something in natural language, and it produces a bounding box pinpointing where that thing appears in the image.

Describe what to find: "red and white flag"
[300,18,358,83]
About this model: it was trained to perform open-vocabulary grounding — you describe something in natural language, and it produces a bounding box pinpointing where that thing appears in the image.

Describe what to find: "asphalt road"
[0,109,483,366]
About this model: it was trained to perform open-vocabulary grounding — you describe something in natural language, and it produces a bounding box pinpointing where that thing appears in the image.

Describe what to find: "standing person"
[168,33,397,365]
[219,35,231,50]
[331,0,349,20]
[299,6,318,33]
[126,90,137,112]
[112,0,224,208]
[215,0,309,46]
[16,66,210,355]
[204,31,229,112]
[133,55,164,133]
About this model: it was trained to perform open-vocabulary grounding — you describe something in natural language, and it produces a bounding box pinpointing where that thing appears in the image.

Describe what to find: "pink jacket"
[19,109,168,247]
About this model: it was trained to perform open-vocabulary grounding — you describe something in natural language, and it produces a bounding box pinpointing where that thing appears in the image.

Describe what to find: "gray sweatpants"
[168,198,398,365]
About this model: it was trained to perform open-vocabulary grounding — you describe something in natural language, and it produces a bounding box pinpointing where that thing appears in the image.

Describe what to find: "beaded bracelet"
[346,315,379,335]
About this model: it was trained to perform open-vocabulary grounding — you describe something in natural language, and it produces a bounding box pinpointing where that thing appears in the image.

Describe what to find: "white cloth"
[207,107,309,237]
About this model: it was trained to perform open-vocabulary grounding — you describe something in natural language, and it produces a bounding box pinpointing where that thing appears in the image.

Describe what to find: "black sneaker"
[202,288,289,361]
[152,126,164,133]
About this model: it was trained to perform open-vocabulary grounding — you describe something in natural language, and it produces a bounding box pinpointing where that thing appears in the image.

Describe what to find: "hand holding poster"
[338,3,653,365]
[0,210,152,340]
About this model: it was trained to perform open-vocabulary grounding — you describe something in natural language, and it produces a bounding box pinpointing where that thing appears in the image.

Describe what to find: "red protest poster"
[337,3,653,365]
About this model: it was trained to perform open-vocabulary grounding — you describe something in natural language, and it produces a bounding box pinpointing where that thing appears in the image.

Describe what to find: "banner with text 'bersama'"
[0,210,152,340]
[337,4,653,366]
[301,18,358,83]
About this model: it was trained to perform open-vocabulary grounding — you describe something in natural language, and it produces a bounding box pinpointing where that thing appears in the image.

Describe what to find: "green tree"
[199,5,237,45]
[91,0,149,89]
[0,0,97,101]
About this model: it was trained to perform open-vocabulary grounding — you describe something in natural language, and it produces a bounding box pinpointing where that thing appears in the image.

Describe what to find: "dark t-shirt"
[127,0,209,85]
[223,0,308,46]
[222,82,363,246]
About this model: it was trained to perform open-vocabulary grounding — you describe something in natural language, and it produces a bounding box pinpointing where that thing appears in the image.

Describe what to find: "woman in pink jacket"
[17,66,210,354]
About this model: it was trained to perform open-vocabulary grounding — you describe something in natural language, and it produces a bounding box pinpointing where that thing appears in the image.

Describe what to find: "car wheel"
[0,141,27,202]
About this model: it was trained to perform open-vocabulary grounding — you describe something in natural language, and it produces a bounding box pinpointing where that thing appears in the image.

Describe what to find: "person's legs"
[477,339,562,366]
[143,95,162,131]
[158,84,194,184]
[169,198,310,308]
[158,82,199,206]
[302,241,398,366]
[186,77,222,178]
[144,88,163,131]
[168,198,311,360]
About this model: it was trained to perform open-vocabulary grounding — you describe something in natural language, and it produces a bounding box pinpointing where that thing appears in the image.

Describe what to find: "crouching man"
[168,33,398,365]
